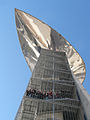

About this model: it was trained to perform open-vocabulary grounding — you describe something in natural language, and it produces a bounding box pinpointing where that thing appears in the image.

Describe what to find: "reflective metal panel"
[15,8,86,83]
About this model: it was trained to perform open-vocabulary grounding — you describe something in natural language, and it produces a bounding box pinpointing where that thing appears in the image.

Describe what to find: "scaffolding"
[15,48,85,120]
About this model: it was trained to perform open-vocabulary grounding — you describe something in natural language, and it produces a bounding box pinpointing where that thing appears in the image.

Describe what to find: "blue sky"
[0,0,90,120]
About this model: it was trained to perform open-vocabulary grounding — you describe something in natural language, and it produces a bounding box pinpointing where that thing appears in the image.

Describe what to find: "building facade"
[15,9,90,120]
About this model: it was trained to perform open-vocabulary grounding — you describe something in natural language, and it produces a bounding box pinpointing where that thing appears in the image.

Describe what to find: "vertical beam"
[53,52,55,120]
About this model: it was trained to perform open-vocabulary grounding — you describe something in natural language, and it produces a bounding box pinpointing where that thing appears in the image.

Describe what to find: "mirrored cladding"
[15,8,86,83]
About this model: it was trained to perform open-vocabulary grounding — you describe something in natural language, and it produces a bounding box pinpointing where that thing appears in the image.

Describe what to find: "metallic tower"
[15,9,90,120]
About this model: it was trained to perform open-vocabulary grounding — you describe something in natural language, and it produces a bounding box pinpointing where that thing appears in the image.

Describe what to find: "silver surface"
[15,8,86,83]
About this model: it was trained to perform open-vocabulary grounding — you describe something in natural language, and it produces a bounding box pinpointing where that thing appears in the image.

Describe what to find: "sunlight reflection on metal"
[15,8,86,84]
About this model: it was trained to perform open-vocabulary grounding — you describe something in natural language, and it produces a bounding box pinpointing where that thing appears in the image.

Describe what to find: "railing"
[26,89,74,100]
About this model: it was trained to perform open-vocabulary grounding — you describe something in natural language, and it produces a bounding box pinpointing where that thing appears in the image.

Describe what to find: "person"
[43,91,46,99]
[26,90,29,96]
[26,89,32,96]
[40,91,43,99]
[49,91,53,99]
[56,92,59,99]
[46,92,49,100]
[33,89,36,98]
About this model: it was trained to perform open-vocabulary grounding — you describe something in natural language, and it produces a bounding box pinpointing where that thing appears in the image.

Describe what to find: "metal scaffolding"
[15,49,85,120]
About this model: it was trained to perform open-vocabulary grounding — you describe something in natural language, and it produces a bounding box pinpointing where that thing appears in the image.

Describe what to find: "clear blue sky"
[0,0,90,120]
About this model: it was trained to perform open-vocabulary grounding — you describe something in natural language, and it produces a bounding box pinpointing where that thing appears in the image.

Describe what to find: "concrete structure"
[15,8,90,120]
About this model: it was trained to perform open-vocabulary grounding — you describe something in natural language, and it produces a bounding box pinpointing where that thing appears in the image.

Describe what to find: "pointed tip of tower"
[15,8,17,11]
[15,8,19,13]
[15,8,24,15]
[15,8,20,17]
[15,8,20,12]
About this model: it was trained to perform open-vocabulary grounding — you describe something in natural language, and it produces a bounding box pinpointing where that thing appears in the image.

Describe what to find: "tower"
[15,9,90,120]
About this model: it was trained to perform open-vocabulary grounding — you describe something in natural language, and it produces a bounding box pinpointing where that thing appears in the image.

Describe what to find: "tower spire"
[15,9,90,120]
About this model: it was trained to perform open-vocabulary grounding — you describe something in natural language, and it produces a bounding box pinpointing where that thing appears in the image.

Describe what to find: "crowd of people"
[26,88,67,100]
